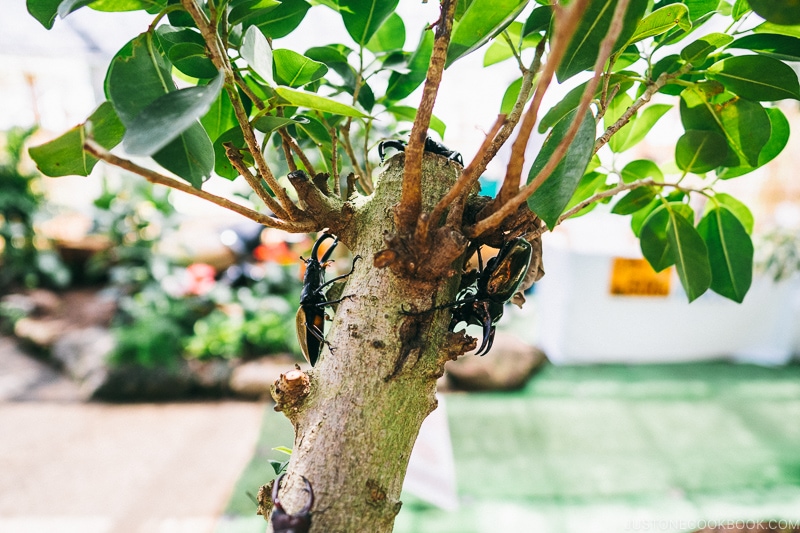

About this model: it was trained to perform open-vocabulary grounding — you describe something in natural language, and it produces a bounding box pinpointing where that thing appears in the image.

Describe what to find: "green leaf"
[201,90,238,142]
[675,129,729,173]
[241,26,274,84]
[697,206,753,302]
[679,85,771,167]
[27,0,63,29]
[387,106,447,139]
[611,186,657,215]
[252,115,302,133]
[747,0,800,25]
[212,126,250,180]
[556,0,648,82]
[717,107,790,178]
[339,0,399,46]
[366,12,405,53]
[605,92,634,152]
[123,71,224,156]
[29,101,124,177]
[680,32,734,64]
[728,33,800,62]
[707,193,754,234]
[527,109,596,229]
[89,0,167,11]
[384,28,433,103]
[522,6,552,36]
[500,77,524,115]
[229,0,281,25]
[168,43,218,79]
[272,49,328,87]
[628,4,691,44]
[276,87,368,117]
[614,104,672,152]
[631,198,660,237]
[483,22,541,67]
[539,72,633,132]
[106,34,214,186]
[57,0,94,19]
[248,0,311,39]
[667,207,712,302]
[640,203,678,271]
[752,22,800,38]
[620,159,663,183]
[564,170,608,217]
[273,445,293,455]
[707,55,800,101]
[732,0,750,20]
[446,0,529,67]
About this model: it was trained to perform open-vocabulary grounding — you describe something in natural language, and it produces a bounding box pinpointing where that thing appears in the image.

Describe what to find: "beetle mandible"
[378,136,464,166]
[296,232,360,366]
[270,473,314,533]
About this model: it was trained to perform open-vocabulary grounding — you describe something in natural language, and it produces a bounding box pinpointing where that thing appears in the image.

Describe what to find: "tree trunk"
[269,154,468,532]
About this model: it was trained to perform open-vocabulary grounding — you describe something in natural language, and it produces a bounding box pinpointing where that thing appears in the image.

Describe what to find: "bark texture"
[269,153,469,533]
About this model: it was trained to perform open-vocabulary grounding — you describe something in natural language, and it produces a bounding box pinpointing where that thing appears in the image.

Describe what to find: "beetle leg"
[378,140,406,163]
[316,255,361,294]
[299,475,314,514]
[272,473,286,512]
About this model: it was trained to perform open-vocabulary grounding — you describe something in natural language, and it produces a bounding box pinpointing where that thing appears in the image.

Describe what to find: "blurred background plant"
[0,127,70,292]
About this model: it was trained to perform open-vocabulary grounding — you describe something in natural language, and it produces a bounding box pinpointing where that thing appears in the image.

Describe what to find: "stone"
[444,331,547,391]
[14,317,68,349]
[229,354,307,399]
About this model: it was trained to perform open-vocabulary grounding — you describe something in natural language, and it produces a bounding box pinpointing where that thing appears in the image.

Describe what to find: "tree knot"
[272,367,311,414]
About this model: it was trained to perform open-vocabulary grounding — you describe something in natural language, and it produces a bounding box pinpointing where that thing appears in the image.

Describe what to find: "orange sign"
[609,258,671,296]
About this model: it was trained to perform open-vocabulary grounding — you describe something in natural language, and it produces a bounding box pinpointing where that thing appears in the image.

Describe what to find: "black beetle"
[270,473,313,533]
[296,233,360,366]
[378,136,464,166]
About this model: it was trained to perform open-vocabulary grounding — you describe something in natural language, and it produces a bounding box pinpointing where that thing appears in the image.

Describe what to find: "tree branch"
[396,0,457,232]
[469,0,632,238]
[84,139,316,232]
[224,142,290,219]
[181,0,304,222]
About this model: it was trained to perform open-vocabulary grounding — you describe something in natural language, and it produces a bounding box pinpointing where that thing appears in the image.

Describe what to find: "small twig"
[224,142,289,219]
[397,0,457,231]
[84,139,316,232]
[341,126,372,194]
[470,0,630,238]
[181,0,303,221]
[594,63,693,153]
[279,129,315,174]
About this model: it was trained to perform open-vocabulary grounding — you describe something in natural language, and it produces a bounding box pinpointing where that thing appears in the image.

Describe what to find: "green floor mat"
[219,362,800,533]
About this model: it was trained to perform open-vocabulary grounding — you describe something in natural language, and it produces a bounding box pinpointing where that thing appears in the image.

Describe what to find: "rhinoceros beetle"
[270,473,313,533]
[378,136,463,166]
[296,233,360,366]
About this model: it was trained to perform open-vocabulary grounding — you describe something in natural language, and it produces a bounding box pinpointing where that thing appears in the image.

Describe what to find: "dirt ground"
[0,337,264,533]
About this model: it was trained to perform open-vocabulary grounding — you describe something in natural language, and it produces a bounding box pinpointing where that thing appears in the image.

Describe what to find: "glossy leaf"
[604,92,633,152]
[387,106,446,139]
[675,130,728,173]
[707,55,800,101]
[697,206,753,302]
[247,0,311,39]
[446,0,529,67]
[717,107,790,179]
[620,159,663,183]
[640,203,678,271]
[366,13,405,53]
[483,22,541,67]
[611,186,657,215]
[27,0,62,29]
[728,33,800,62]
[29,101,124,177]
[732,0,750,20]
[241,26,274,84]
[276,87,368,117]
[273,49,328,87]
[707,193,754,234]
[613,104,672,153]
[564,171,607,216]
[229,0,281,25]
[384,28,433,103]
[556,0,648,82]
[752,22,800,39]
[212,126,250,180]
[627,4,690,44]
[340,0,399,46]
[201,90,238,142]
[667,207,711,302]
[680,32,733,64]
[748,0,800,25]
[527,109,596,229]
[106,34,214,186]
[89,0,167,11]
[168,43,218,79]
[252,114,302,133]
[123,71,224,156]
[522,6,552,36]
[500,77,525,115]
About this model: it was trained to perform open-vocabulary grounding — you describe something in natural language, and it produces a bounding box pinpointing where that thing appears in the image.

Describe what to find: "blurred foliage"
[755,228,800,283]
[0,127,70,291]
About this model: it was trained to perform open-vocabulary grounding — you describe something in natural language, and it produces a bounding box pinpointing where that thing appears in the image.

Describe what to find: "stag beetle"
[378,136,464,165]
[296,233,360,366]
[270,473,313,533]
[448,238,533,356]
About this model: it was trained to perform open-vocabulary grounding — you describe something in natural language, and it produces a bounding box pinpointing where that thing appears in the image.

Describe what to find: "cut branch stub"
[287,170,351,233]
[271,368,311,417]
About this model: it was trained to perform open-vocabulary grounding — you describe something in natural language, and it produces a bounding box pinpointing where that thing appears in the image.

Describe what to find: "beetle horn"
[299,475,314,514]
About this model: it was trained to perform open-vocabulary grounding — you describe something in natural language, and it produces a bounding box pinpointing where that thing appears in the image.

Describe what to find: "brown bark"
[269,153,471,533]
